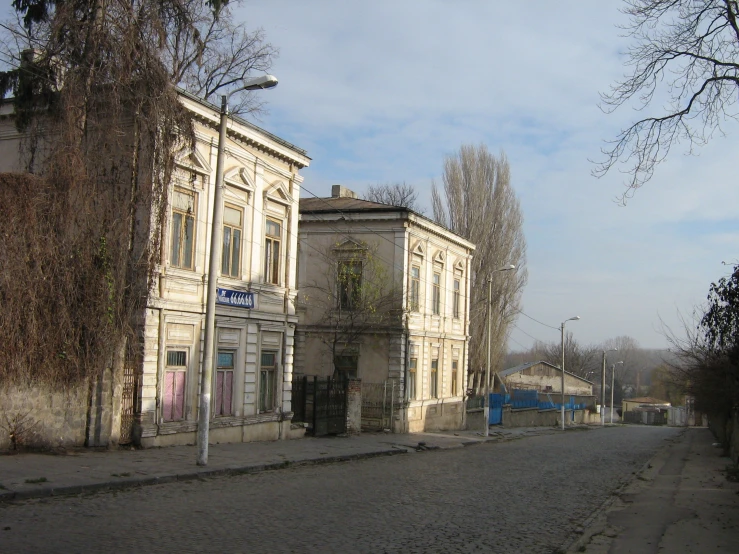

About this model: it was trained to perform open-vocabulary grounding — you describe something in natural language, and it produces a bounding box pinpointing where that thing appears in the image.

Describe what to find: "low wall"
[0,383,89,451]
[465,408,485,431]
[406,400,464,433]
[464,406,593,429]
[714,408,739,467]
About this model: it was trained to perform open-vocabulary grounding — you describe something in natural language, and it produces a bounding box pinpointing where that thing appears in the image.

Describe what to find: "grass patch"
[24,477,48,484]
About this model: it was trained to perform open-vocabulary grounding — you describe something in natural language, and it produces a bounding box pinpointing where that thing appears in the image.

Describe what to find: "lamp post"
[197,75,278,467]
[483,264,516,437]
[560,315,580,431]
[601,348,617,426]
[610,361,623,424]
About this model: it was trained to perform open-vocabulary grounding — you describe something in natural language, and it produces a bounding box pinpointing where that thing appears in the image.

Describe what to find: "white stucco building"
[295,186,475,432]
[135,92,310,446]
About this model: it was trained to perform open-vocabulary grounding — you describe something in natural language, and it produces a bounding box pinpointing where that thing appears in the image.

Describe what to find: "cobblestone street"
[0,426,681,553]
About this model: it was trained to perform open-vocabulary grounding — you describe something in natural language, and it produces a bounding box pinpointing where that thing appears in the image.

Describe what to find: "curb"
[0,448,406,503]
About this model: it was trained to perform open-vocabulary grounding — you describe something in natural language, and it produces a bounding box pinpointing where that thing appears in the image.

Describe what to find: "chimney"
[331,185,357,199]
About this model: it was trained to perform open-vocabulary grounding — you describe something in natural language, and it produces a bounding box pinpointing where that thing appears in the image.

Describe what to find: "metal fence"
[466,389,590,415]
[291,375,348,436]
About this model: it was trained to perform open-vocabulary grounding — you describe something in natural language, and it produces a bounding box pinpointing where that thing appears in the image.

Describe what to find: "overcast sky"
[237,0,738,351]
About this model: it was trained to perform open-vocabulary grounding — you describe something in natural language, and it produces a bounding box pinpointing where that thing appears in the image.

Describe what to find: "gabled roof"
[499,360,594,384]
[624,396,670,405]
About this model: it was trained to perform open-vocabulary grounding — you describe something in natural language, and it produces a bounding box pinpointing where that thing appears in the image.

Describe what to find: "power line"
[511,322,546,344]
[516,310,560,331]
[507,334,529,351]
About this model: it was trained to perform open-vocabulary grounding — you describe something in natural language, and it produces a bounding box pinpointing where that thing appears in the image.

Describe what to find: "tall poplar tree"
[432,144,527,390]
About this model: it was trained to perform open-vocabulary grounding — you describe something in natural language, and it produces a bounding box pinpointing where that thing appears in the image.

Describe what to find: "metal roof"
[498,360,594,384]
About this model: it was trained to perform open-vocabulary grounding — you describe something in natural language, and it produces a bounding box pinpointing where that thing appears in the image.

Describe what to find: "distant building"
[622,396,671,414]
[497,361,594,397]
[622,396,672,425]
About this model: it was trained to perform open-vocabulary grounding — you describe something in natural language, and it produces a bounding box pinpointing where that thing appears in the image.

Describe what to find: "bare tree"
[0,1,276,117]
[599,335,642,387]
[596,0,739,201]
[299,239,403,377]
[162,0,278,116]
[364,182,422,213]
[432,144,527,387]
[648,364,685,405]
[526,335,600,379]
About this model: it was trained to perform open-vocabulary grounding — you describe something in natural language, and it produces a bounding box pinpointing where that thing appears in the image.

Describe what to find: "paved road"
[0,426,681,553]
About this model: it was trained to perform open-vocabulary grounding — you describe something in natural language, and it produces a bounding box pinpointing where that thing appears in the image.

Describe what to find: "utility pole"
[601,352,606,426]
[196,75,278,466]
[560,316,580,431]
[483,265,515,436]
[561,323,565,431]
[483,277,492,437]
[601,349,617,426]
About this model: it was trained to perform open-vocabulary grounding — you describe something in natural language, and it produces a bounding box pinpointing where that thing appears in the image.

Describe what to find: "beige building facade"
[0,91,310,447]
[296,186,475,432]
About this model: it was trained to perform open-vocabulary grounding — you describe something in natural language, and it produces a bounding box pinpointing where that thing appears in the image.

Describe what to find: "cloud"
[238,0,739,350]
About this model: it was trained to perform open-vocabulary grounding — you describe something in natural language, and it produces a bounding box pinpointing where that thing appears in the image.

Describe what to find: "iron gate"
[119,362,138,445]
[292,375,347,436]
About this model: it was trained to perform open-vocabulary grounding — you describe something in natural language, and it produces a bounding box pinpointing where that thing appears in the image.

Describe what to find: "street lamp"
[560,315,580,431]
[197,75,279,467]
[601,348,617,426]
[610,361,623,424]
[483,264,516,437]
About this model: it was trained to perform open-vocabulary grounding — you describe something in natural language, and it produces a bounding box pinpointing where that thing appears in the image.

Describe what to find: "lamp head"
[241,74,279,90]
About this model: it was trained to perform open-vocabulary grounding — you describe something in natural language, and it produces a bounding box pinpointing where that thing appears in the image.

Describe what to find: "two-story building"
[0,90,310,448]
[295,186,475,432]
[136,92,310,446]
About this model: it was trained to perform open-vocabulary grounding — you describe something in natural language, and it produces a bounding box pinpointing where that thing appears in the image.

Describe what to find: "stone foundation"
[0,383,89,451]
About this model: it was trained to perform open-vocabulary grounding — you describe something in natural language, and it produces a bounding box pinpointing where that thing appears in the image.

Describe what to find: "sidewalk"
[567,427,739,553]
[0,426,553,502]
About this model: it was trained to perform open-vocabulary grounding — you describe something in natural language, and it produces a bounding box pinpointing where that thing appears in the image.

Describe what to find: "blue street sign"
[216,288,254,309]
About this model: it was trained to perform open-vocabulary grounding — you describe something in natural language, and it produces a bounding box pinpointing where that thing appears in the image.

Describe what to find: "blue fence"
[485,390,591,425]
[510,390,589,412]
[510,389,538,409]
